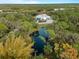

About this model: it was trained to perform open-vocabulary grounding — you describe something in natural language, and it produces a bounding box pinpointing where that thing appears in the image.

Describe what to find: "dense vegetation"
[0,4,79,59]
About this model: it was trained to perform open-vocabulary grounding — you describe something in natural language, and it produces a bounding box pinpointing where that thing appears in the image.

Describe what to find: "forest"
[0,4,79,59]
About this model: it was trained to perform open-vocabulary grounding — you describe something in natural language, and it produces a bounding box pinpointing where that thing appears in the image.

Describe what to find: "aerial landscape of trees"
[0,4,79,59]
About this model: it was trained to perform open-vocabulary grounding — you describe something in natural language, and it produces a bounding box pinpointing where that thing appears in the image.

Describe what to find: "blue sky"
[0,0,79,4]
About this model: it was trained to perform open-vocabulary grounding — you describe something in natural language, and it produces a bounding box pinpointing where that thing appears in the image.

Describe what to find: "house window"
[37,18,40,20]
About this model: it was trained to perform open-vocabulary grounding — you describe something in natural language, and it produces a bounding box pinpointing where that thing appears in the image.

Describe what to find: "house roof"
[35,14,51,20]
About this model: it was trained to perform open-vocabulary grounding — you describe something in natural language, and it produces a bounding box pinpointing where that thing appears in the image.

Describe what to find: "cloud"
[25,0,40,4]
[0,0,40,4]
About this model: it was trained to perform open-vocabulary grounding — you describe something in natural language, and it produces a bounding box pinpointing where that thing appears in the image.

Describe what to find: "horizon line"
[0,2,79,4]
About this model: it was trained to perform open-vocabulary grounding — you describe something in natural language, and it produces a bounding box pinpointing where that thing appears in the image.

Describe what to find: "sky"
[0,0,79,4]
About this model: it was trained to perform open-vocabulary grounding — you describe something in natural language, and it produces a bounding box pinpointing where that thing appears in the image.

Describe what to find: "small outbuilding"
[35,14,53,24]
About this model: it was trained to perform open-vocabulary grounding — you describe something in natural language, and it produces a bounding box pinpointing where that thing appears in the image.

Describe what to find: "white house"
[0,10,3,13]
[54,8,59,11]
[60,8,65,10]
[35,14,53,24]
[54,8,65,11]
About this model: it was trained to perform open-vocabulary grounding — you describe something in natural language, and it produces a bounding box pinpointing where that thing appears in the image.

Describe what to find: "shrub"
[20,21,33,35]
[44,43,52,55]
[60,45,79,59]
[33,54,45,59]
[47,29,55,39]
[0,23,8,31]
[73,43,79,54]
[0,35,33,59]
[0,22,8,38]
